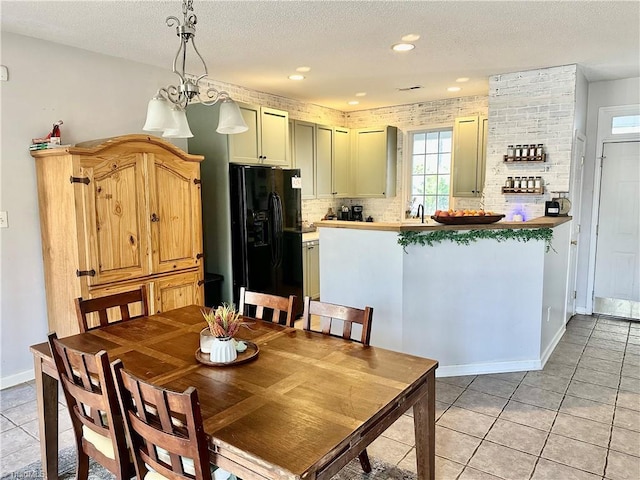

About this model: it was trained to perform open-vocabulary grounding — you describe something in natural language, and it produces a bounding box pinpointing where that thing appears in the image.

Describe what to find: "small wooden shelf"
[503,153,547,163]
[502,187,544,195]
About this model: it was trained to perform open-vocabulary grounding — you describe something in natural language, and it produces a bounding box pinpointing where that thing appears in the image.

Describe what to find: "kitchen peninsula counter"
[316,216,572,377]
[316,215,570,232]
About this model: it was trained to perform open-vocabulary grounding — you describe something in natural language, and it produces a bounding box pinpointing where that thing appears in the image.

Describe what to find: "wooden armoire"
[31,135,205,337]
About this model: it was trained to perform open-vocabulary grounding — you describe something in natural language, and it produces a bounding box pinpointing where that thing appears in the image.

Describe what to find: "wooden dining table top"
[31,305,438,479]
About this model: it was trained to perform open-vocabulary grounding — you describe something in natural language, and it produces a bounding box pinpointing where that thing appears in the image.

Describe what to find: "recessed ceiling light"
[456,77,470,83]
[348,101,360,105]
[288,74,305,81]
[296,66,311,73]
[392,43,415,52]
[355,92,367,97]
[401,34,421,42]
[447,86,461,92]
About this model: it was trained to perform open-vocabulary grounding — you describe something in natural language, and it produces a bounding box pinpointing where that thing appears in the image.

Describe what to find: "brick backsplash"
[202,65,578,223]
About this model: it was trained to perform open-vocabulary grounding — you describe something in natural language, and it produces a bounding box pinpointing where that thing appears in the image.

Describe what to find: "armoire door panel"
[148,152,203,274]
[153,271,203,314]
[79,152,150,285]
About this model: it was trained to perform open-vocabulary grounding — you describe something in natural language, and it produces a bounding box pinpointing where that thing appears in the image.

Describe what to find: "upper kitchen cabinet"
[451,116,488,197]
[352,126,397,198]
[292,120,316,199]
[31,135,205,337]
[317,125,352,198]
[229,103,290,167]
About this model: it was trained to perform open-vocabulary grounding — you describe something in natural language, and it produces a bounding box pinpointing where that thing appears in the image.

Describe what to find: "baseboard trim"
[436,359,543,378]
[0,369,35,390]
[540,326,566,368]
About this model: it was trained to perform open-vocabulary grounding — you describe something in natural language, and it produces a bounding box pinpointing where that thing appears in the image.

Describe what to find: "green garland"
[397,228,554,252]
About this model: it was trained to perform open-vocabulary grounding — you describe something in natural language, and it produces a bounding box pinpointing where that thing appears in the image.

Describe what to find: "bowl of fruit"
[431,209,505,225]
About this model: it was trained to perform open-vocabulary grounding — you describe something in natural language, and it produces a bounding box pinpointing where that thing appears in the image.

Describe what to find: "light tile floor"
[1,314,639,479]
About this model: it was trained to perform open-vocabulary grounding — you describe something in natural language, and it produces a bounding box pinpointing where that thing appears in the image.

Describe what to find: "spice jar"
[537,144,544,160]
[513,176,521,191]
[521,144,530,159]
[507,145,515,161]
[505,177,513,189]
[535,176,542,193]
[515,145,522,160]
[527,176,535,192]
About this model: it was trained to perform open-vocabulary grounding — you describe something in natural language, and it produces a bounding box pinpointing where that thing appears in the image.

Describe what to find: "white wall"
[575,77,640,312]
[0,33,178,386]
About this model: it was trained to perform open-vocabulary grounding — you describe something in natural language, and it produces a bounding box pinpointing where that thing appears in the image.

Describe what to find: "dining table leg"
[413,369,436,480]
[34,355,59,480]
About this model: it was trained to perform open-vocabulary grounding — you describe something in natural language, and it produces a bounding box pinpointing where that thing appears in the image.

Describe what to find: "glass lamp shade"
[216,98,249,134]
[142,95,174,132]
[162,108,194,138]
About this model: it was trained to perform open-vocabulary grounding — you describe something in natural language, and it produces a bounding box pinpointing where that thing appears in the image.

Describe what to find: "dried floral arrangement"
[202,303,252,338]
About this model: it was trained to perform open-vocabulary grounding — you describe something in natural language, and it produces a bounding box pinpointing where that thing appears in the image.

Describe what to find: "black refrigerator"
[229,165,303,316]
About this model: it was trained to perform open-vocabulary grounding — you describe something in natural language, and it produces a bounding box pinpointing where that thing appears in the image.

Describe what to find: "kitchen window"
[408,129,452,216]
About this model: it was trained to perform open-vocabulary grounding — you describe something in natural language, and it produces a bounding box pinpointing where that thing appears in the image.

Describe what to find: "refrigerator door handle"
[268,192,284,267]
[274,193,284,268]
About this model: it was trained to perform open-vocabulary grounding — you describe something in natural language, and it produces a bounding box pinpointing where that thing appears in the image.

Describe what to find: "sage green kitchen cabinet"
[451,115,488,197]
[317,125,353,199]
[333,127,352,197]
[302,239,320,300]
[292,120,316,199]
[352,126,397,198]
[316,125,334,198]
[229,103,289,167]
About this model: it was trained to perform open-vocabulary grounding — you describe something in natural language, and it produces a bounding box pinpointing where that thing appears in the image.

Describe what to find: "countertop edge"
[316,216,571,232]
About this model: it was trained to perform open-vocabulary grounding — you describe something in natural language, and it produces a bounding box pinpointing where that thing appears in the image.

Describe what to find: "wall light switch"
[0,211,8,228]
[0,66,8,82]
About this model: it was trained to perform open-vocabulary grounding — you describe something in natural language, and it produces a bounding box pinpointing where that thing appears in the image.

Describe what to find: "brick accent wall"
[485,65,577,220]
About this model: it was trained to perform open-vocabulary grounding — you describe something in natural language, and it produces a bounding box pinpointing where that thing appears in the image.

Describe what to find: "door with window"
[593,140,640,318]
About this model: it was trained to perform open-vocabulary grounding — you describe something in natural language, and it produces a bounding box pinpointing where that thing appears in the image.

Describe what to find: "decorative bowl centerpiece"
[431,209,505,225]
[199,304,251,363]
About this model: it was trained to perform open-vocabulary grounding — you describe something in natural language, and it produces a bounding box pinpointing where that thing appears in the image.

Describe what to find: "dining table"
[30,304,438,480]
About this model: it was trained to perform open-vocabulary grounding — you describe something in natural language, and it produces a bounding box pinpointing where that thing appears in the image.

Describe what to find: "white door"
[566,133,586,322]
[593,141,640,318]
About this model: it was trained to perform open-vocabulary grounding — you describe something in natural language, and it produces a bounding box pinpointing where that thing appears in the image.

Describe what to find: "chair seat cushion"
[82,425,114,460]
[144,448,237,479]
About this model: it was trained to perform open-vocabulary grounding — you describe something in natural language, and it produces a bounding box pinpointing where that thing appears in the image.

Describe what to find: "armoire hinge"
[70,176,90,185]
[76,269,96,277]
[194,178,202,185]
[196,253,204,260]
[197,279,205,286]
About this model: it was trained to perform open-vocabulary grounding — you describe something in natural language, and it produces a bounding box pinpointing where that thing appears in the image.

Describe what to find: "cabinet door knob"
[151,213,160,222]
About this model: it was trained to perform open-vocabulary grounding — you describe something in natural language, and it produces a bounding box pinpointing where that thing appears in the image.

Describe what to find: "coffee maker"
[351,205,363,222]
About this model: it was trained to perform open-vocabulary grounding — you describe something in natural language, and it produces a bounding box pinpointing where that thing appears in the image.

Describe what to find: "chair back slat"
[75,285,148,332]
[48,333,133,480]
[111,359,213,480]
[302,296,374,345]
[238,287,295,327]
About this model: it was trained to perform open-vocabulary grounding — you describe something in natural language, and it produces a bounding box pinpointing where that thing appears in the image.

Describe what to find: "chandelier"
[143,0,248,138]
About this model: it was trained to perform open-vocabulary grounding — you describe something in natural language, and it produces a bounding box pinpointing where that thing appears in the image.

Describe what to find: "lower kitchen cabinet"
[302,240,320,300]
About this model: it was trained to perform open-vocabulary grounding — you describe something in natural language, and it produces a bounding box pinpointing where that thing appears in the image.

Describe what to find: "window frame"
[403,125,454,219]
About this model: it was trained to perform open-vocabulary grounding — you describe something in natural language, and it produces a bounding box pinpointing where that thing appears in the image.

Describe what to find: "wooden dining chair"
[47,333,134,480]
[75,285,149,332]
[238,287,295,327]
[302,296,373,345]
[301,296,374,472]
[111,359,237,480]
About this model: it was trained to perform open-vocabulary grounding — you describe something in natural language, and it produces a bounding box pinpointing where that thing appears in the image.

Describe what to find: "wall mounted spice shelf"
[503,153,547,162]
[501,187,545,195]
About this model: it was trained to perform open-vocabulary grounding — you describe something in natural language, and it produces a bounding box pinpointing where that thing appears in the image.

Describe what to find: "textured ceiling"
[2,1,639,111]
